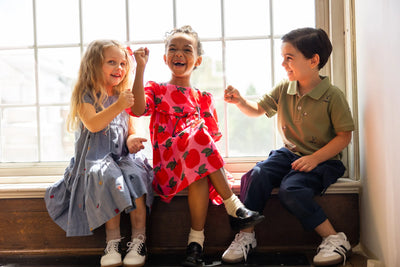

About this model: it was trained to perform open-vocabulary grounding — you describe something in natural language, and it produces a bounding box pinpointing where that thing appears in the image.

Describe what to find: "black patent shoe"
[229,206,265,230]
[181,242,204,267]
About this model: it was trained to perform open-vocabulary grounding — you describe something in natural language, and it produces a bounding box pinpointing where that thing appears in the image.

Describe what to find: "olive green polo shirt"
[258,76,355,160]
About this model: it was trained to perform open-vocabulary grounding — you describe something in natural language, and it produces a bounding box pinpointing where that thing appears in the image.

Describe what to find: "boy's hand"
[117,89,135,109]
[126,135,147,154]
[224,85,242,104]
[291,155,319,172]
[133,47,149,68]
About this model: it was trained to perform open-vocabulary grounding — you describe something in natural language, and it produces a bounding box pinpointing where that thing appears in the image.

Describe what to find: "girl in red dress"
[128,25,264,266]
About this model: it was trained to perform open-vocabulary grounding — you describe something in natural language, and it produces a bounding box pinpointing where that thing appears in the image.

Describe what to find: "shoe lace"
[104,239,121,254]
[127,234,145,254]
[317,235,348,266]
[228,233,253,261]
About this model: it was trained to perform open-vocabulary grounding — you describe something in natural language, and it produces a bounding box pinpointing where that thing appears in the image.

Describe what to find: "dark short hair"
[281,28,332,69]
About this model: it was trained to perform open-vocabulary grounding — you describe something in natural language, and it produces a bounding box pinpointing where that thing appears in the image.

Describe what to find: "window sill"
[0,176,360,199]
[0,159,361,199]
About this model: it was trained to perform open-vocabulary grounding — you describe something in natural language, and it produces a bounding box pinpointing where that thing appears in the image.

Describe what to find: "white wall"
[355,0,400,266]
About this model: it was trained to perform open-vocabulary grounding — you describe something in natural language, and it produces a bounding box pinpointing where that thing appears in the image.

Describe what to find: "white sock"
[106,227,121,242]
[188,228,205,249]
[223,194,244,218]
[131,228,146,242]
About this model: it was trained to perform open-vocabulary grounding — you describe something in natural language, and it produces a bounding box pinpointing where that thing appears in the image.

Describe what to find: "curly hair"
[164,25,204,56]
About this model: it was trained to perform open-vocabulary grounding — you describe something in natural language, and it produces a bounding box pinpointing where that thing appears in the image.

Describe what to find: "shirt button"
[297,106,302,111]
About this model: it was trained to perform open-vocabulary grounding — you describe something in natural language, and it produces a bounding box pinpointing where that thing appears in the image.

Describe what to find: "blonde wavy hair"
[66,39,134,132]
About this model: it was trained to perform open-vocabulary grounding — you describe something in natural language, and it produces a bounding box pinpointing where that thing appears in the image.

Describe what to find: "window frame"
[0,0,359,189]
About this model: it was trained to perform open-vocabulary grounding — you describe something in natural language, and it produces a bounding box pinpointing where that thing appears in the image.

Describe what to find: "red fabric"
[128,82,233,204]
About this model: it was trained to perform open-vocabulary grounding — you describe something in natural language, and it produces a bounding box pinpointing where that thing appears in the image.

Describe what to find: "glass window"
[224,0,270,37]
[36,0,80,45]
[2,0,353,174]
[0,50,36,105]
[38,47,81,104]
[129,0,174,41]
[81,0,127,42]
[273,0,315,35]
[1,107,38,162]
[176,0,221,38]
[0,0,33,47]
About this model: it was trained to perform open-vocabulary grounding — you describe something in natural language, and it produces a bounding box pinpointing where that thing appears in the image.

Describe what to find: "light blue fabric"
[45,94,153,237]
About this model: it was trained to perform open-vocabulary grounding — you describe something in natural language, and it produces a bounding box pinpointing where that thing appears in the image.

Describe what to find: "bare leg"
[105,213,121,241]
[188,177,209,231]
[315,219,337,238]
[129,195,147,233]
[208,168,234,200]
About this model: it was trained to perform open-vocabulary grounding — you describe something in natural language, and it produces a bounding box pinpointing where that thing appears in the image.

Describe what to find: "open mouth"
[173,62,185,66]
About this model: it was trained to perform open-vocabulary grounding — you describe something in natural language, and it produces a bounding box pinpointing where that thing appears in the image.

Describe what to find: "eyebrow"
[168,43,194,48]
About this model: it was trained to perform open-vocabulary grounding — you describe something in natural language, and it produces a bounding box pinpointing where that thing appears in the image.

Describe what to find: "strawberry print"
[128,81,229,203]
[177,132,189,151]
[171,86,188,104]
[194,125,211,146]
[183,148,201,169]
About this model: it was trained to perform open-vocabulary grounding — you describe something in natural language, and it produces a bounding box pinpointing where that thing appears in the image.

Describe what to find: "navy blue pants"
[240,147,345,231]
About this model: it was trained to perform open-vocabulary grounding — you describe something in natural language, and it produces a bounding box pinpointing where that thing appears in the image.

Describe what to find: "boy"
[223,28,354,266]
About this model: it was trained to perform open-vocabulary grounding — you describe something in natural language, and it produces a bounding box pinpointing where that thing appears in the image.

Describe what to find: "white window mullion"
[32,0,41,161]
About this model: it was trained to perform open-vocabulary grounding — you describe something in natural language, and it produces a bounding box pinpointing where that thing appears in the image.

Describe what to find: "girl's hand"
[117,89,135,109]
[126,135,147,153]
[291,155,320,172]
[134,47,149,68]
[224,85,242,104]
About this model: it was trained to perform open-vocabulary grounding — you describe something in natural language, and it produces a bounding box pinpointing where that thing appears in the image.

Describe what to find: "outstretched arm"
[131,47,149,116]
[224,85,265,117]
[79,89,134,133]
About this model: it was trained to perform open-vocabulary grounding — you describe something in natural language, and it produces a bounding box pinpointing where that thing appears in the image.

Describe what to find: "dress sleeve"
[199,91,222,142]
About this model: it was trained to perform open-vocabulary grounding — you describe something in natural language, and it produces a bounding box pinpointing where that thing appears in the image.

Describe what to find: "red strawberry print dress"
[128,81,231,204]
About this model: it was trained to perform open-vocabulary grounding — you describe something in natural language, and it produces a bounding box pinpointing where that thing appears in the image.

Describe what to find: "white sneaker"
[123,234,146,267]
[222,231,256,263]
[100,239,122,267]
[313,232,352,266]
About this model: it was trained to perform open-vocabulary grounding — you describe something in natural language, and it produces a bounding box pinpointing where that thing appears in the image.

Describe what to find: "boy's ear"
[163,54,167,64]
[310,54,320,69]
[195,56,202,67]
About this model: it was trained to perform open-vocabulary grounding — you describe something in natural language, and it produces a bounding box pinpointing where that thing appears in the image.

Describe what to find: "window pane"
[36,0,80,45]
[130,43,170,84]
[40,106,73,161]
[191,42,224,98]
[225,40,271,96]
[273,0,315,35]
[227,104,274,157]
[129,0,173,41]
[273,38,287,84]
[0,50,36,105]
[224,0,270,37]
[0,0,33,47]
[176,0,221,38]
[1,107,38,162]
[82,0,127,43]
[38,47,81,104]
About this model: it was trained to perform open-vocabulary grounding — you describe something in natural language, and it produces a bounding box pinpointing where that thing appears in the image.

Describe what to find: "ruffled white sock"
[223,194,244,218]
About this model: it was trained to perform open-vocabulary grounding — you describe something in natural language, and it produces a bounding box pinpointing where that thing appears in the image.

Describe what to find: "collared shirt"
[258,76,355,160]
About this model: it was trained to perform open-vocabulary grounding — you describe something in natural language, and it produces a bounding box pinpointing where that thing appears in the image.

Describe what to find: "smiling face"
[281,42,316,83]
[164,33,202,86]
[102,46,127,93]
